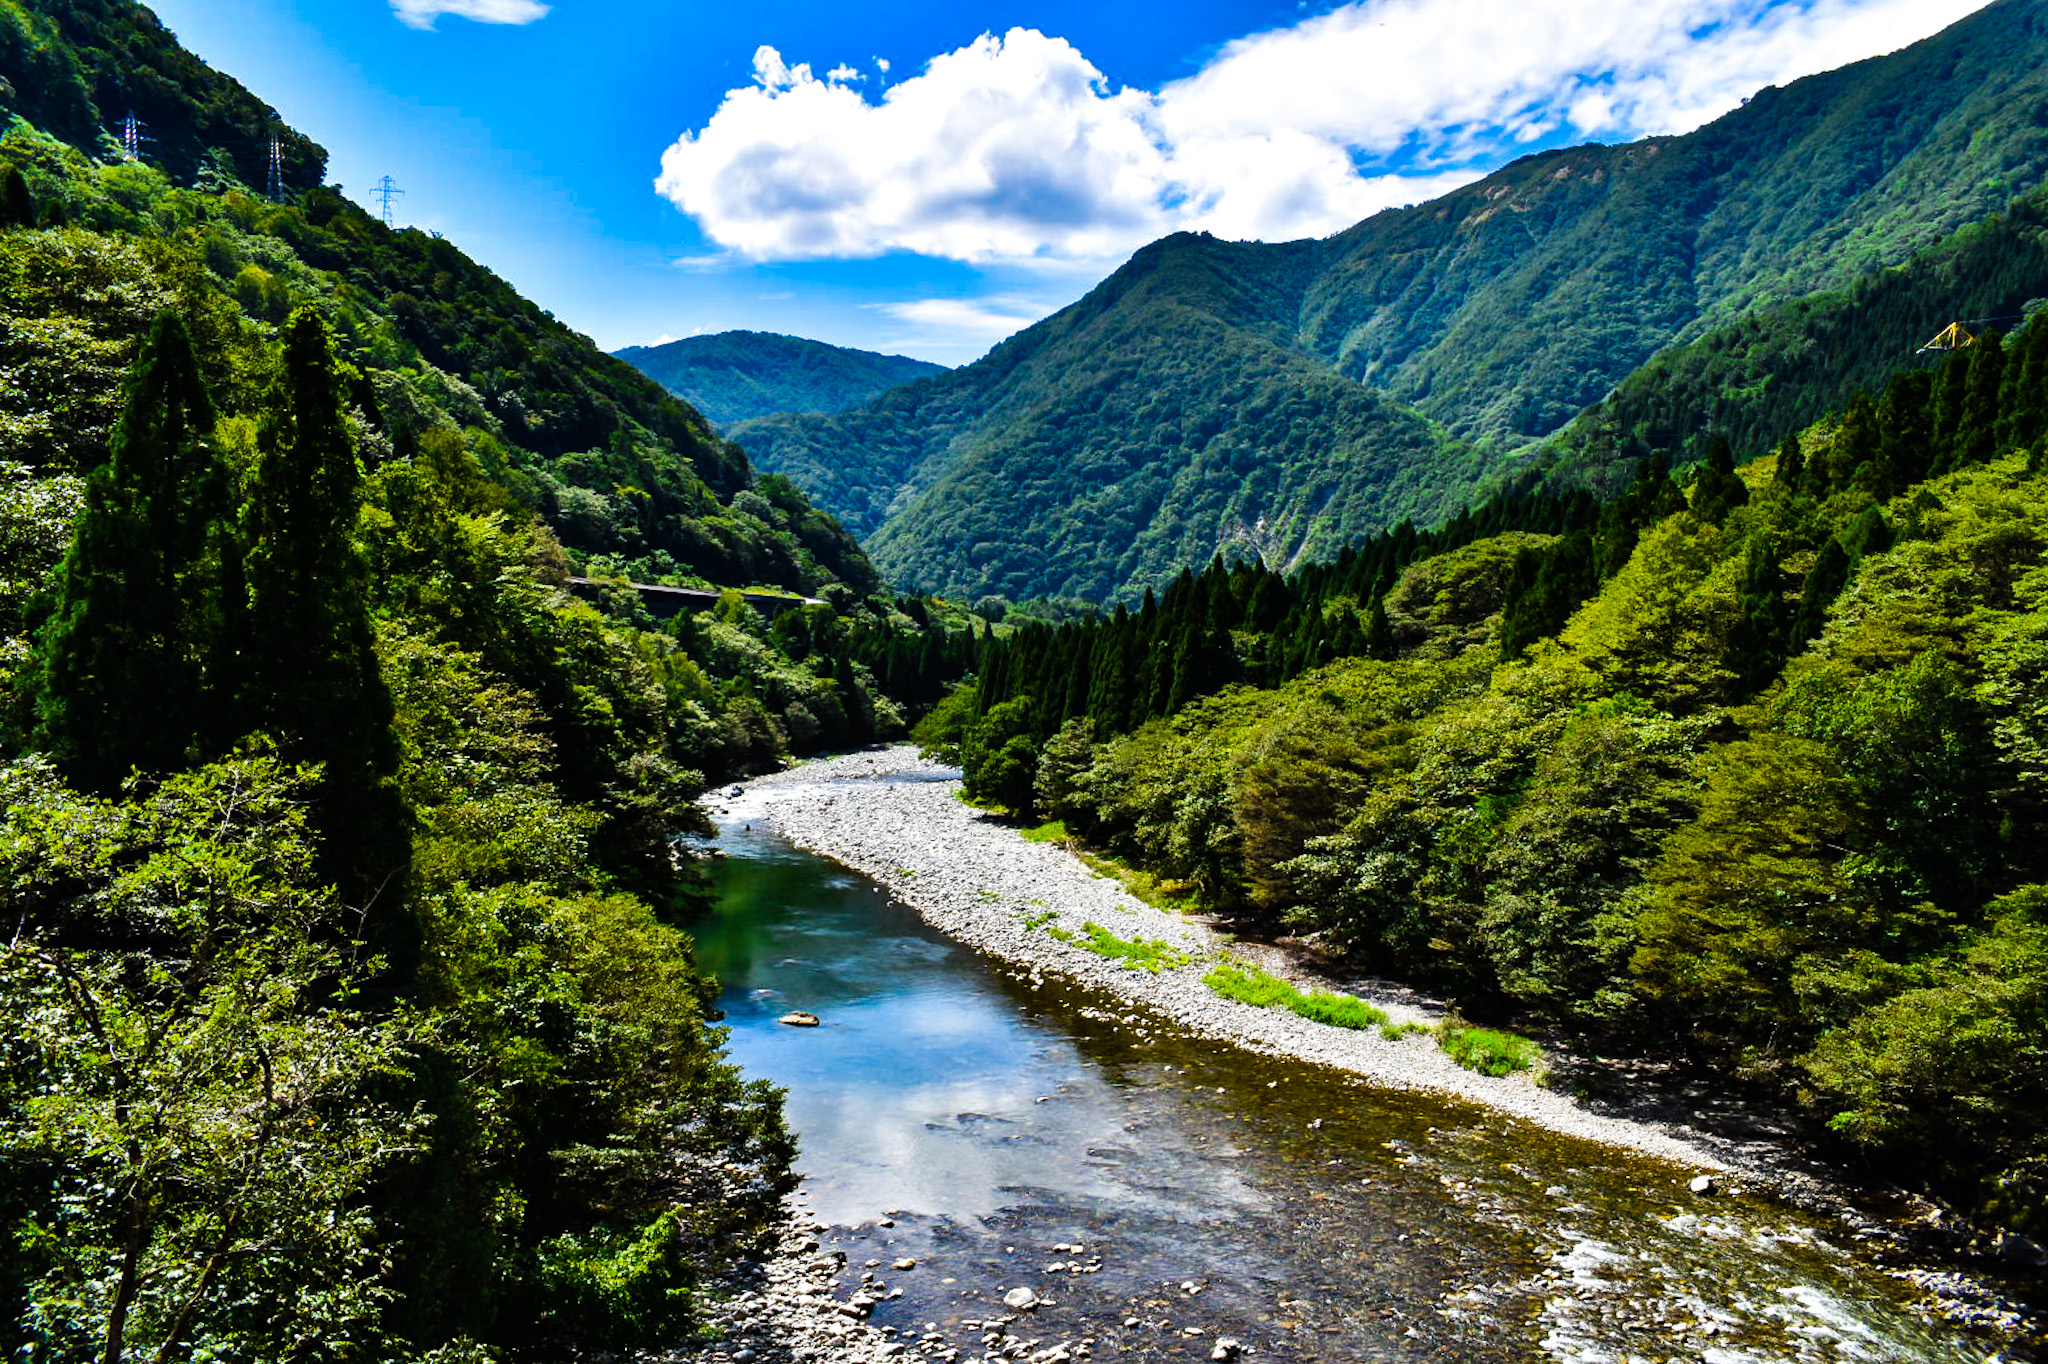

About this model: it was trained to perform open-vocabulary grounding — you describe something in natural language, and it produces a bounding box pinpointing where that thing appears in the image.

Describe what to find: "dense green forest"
[740,231,1480,603]
[935,317,2048,1236]
[736,0,2048,606]
[1553,184,2048,485]
[617,330,946,429]
[0,3,979,1359]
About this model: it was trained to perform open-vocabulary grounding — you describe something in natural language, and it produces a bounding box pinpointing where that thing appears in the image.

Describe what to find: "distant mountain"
[734,0,2048,603]
[615,330,946,427]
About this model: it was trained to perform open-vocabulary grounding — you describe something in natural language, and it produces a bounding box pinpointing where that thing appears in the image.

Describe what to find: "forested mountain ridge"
[740,232,1481,603]
[616,329,945,427]
[0,3,978,1359]
[1551,185,2048,480]
[739,0,2048,605]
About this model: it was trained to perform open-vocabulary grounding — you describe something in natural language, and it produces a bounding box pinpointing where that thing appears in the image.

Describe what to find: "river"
[690,799,2010,1363]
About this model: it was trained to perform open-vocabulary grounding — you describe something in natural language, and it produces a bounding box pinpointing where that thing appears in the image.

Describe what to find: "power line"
[371,174,404,227]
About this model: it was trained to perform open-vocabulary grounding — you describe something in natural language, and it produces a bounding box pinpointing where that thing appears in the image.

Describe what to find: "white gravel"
[708,746,1734,1175]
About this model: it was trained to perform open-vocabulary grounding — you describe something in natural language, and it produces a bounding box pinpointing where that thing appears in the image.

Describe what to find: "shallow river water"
[692,804,2007,1363]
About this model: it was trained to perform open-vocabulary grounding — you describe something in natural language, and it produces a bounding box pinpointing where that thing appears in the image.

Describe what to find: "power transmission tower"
[121,110,143,160]
[266,138,285,202]
[371,175,404,227]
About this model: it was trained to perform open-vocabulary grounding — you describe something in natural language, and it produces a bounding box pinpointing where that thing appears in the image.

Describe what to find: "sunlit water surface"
[691,791,1999,1363]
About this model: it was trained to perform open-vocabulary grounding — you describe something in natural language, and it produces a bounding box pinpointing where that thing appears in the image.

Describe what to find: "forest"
[933,317,2048,1237]
[0,5,977,1358]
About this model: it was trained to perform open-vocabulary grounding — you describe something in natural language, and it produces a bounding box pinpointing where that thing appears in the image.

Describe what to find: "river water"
[691,804,2010,1363]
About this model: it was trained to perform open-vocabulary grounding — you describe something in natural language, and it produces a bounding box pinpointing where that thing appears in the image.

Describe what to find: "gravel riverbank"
[711,747,1734,1173]
[648,745,2036,1363]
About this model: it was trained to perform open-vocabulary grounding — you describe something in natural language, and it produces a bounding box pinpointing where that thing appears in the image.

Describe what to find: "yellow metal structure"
[1919,321,1977,353]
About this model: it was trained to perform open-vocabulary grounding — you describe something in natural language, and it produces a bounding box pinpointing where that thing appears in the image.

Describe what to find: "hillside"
[1551,185,2048,482]
[738,0,2048,604]
[616,329,945,427]
[0,3,977,1359]
[940,314,2048,1236]
[742,234,1484,603]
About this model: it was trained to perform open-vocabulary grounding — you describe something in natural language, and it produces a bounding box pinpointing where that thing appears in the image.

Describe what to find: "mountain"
[616,329,945,427]
[735,0,2048,604]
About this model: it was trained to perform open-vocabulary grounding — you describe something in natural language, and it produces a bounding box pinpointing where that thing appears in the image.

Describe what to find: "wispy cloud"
[655,0,1988,265]
[875,295,1057,348]
[391,0,550,32]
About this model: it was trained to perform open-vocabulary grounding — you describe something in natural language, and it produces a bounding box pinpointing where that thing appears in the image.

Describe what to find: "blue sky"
[146,0,1990,366]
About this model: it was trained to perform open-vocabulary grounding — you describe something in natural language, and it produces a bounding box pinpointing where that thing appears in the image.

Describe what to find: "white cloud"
[655,0,1991,265]
[877,295,1056,344]
[391,0,549,30]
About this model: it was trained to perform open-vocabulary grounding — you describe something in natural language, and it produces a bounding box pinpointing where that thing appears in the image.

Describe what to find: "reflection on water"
[690,809,2005,1363]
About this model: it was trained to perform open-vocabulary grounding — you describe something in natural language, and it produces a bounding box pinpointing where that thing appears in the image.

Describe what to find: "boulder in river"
[1688,1174,1719,1195]
[1002,1287,1040,1311]
[779,1011,822,1027]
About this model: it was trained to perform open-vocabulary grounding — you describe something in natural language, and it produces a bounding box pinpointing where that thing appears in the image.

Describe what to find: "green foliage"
[1202,959,1388,1030]
[1437,1025,1541,1077]
[20,311,232,793]
[619,330,945,428]
[0,13,979,1356]
[960,694,1038,815]
[0,757,416,1364]
[1801,886,2048,1233]
[987,401,2048,1230]
[1045,921,1196,973]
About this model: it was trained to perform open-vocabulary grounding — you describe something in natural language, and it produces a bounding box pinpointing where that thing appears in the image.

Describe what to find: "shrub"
[1438,1024,1541,1076]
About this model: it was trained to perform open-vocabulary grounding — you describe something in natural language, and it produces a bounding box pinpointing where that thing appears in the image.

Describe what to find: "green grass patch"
[1019,820,1070,843]
[1437,1025,1541,1077]
[1070,848,1201,914]
[1203,960,1388,1032]
[1047,921,1195,972]
[1020,909,1058,931]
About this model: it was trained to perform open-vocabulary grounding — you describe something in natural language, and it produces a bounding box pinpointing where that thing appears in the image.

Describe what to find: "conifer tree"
[0,166,34,229]
[1950,331,2006,471]
[1773,432,1805,492]
[1724,532,1786,698]
[1691,434,1750,524]
[25,312,232,793]
[1789,536,1852,650]
[240,310,410,934]
[1997,320,2048,456]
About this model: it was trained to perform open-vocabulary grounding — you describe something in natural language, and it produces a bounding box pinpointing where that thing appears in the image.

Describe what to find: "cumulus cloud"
[391,0,549,30]
[655,0,1991,265]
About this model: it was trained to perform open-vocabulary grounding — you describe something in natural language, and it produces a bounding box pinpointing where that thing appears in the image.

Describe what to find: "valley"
[2,0,2046,1360]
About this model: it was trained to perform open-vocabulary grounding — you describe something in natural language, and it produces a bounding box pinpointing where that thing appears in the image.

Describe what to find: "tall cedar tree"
[26,312,232,794]
[0,166,33,229]
[241,310,412,942]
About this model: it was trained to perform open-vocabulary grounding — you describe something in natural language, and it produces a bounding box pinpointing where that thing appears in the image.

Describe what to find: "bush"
[1438,1024,1541,1076]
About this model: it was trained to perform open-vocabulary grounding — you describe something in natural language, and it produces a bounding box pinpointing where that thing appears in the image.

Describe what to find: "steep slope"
[741,0,2048,604]
[0,4,982,1359]
[616,329,945,427]
[742,234,1481,603]
[0,4,877,598]
[1549,184,2048,480]
[0,0,326,194]
[1302,0,2048,439]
